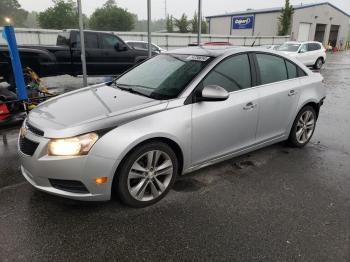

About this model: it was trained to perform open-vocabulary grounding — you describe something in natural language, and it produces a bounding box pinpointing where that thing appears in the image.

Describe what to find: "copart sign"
[232,16,254,29]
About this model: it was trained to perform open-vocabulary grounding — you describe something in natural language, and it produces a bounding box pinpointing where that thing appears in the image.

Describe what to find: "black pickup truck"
[0,29,152,87]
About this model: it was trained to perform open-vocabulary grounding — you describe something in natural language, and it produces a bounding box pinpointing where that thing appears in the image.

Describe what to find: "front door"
[99,33,135,75]
[191,53,259,165]
[297,43,314,66]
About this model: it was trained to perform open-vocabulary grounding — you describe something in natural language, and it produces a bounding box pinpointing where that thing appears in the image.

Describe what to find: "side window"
[100,34,121,49]
[256,53,288,84]
[74,32,98,49]
[309,43,321,51]
[300,44,308,53]
[133,43,146,50]
[285,60,298,79]
[84,33,98,48]
[202,54,252,92]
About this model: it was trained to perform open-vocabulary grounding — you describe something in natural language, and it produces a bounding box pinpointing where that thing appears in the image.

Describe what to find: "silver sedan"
[18,46,326,207]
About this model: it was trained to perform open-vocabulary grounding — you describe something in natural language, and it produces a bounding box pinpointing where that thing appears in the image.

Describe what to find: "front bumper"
[18,123,119,201]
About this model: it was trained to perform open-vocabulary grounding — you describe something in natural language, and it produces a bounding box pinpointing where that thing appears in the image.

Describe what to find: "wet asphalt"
[0,52,350,262]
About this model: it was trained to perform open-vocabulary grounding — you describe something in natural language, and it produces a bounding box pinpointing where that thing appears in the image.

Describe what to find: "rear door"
[254,53,302,142]
[71,31,103,75]
[307,43,322,65]
[191,53,259,165]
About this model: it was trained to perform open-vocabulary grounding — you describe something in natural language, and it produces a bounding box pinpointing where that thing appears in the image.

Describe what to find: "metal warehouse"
[206,2,350,47]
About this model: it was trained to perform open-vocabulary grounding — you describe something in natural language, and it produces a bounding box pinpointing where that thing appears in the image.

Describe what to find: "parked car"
[0,30,154,90]
[125,41,166,54]
[277,41,326,69]
[259,45,280,50]
[18,46,326,207]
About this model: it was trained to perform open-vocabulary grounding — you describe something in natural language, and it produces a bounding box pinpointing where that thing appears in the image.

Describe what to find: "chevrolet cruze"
[18,46,326,207]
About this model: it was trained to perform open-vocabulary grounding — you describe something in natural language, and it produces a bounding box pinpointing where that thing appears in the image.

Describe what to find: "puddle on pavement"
[172,178,204,192]
[233,160,257,169]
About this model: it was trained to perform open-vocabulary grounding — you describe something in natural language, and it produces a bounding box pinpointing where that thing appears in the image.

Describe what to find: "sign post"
[77,0,88,87]
[197,0,202,45]
[147,0,152,58]
[2,26,28,101]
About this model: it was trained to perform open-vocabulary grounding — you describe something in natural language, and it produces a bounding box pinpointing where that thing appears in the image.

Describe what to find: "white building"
[206,2,350,47]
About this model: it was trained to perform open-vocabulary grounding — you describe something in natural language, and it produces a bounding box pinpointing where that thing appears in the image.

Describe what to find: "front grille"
[49,179,89,194]
[19,136,39,156]
[27,122,44,137]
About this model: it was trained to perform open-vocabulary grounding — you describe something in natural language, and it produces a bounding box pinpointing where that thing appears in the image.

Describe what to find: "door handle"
[288,90,296,96]
[243,102,257,110]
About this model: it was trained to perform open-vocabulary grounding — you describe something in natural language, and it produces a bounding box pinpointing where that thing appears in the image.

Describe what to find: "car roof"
[126,40,148,43]
[283,41,322,45]
[167,45,270,58]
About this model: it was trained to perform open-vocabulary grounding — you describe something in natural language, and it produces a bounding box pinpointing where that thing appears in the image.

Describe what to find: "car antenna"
[251,33,260,47]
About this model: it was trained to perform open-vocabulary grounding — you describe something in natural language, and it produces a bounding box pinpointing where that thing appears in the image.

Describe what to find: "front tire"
[114,142,178,208]
[288,106,317,148]
[313,58,323,70]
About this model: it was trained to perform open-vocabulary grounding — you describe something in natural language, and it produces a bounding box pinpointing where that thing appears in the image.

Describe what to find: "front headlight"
[48,133,99,156]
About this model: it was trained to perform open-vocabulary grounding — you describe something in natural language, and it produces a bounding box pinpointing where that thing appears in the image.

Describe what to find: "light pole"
[147,0,152,58]
[77,0,87,87]
[197,0,202,46]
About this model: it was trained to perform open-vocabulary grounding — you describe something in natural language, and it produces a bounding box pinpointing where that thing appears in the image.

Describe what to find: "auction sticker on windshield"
[186,55,210,62]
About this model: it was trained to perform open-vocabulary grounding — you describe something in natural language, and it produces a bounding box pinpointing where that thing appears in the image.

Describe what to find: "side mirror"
[198,85,229,102]
[115,43,128,51]
[299,49,306,53]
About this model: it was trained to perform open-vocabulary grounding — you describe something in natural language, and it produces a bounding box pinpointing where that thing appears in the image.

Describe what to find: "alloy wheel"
[296,110,316,144]
[127,150,173,201]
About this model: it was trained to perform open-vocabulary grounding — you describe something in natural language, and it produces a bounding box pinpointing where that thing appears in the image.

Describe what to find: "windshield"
[278,43,301,52]
[115,54,212,100]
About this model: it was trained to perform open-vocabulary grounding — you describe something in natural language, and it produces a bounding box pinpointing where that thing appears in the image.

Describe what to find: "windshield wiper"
[115,84,151,98]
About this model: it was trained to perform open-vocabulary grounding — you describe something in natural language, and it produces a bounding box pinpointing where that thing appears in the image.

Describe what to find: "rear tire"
[288,106,317,148]
[114,141,178,208]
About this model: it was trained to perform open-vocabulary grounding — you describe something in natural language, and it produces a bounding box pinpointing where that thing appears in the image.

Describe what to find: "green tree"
[133,18,166,32]
[166,15,174,33]
[38,0,78,29]
[174,13,190,33]
[278,0,294,36]
[201,20,208,34]
[89,0,135,31]
[24,11,39,28]
[0,0,28,27]
[191,12,208,34]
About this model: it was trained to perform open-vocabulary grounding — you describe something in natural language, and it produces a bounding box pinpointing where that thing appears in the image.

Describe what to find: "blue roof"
[206,2,350,19]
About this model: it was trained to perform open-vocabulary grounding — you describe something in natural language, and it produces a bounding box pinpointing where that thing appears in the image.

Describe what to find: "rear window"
[56,32,70,46]
[278,43,300,52]
[308,43,321,51]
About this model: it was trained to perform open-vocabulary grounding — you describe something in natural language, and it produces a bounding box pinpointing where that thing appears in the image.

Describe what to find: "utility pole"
[197,0,202,46]
[77,0,87,87]
[147,0,152,58]
[164,0,167,18]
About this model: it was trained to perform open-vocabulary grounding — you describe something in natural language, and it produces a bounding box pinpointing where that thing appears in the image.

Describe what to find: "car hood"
[27,83,169,138]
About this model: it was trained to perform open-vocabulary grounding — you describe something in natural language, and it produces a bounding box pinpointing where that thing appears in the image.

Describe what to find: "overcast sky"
[17,0,350,20]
